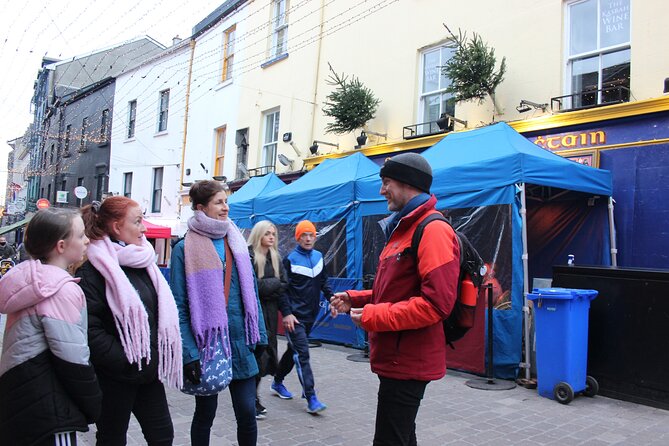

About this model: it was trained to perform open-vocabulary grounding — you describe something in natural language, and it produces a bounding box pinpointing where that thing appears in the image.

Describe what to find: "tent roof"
[143,219,171,239]
[229,173,286,220]
[422,122,613,197]
[254,152,380,217]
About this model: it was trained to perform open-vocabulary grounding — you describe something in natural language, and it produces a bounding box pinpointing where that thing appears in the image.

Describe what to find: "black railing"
[247,165,275,177]
[551,85,630,112]
[403,116,454,140]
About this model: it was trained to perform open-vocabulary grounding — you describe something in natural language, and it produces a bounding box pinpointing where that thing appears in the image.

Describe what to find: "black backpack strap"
[408,213,453,258]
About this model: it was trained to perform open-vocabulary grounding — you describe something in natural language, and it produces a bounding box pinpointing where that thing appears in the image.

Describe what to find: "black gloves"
[184,360,202,385]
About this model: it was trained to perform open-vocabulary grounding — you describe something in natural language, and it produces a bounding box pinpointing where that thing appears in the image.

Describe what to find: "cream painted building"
[210,0,668,176]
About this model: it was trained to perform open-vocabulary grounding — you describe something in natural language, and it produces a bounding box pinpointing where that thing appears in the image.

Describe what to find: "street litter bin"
[528,287,599,404]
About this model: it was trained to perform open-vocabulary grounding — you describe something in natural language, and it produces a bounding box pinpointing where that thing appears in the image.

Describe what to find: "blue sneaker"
[306,395,327,414]
[270,380,293,399]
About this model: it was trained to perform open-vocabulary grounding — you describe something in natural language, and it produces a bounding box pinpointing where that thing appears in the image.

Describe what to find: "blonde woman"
[248,220,287,418]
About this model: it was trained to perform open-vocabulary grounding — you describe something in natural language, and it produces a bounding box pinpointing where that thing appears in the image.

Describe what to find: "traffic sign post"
[36,198,50,210]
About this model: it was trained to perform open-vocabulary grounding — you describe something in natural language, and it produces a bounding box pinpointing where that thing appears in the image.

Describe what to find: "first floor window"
[566,0,630,109]
[215,127,226,176]
[262,110,279,174]
[418,45,455,135]
[123,172,133,198]
[152,167,163,213]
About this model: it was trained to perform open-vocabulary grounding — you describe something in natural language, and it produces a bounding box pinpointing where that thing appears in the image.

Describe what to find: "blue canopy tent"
[228,173,286,228]
[247,153,383,348]
[407,122,615,378]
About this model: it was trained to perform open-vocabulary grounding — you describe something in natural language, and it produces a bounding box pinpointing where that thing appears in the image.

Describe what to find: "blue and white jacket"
[279,246,332,324]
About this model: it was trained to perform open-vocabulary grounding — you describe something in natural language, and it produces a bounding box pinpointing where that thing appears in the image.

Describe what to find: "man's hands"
[330,292,352,315]
[282,314,299,332]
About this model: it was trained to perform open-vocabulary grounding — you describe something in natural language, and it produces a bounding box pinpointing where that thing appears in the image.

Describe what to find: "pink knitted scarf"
[86,236,183,389]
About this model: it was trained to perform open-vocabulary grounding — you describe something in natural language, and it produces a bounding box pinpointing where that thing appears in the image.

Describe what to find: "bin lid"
[528,287,598,301]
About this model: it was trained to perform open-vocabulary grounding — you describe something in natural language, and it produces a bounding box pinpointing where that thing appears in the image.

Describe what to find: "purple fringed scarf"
[185,211,260,361]
[86,237,183,389]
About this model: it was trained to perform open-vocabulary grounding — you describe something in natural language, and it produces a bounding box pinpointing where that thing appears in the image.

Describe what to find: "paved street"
[72,338,668,446]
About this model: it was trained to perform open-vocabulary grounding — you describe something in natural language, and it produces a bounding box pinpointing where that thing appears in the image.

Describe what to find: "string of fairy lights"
[2,0,401,199]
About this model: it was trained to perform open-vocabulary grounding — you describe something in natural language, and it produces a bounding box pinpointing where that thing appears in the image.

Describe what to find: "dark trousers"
[96,376,173,446]
[275,322,315,398]
[191,377,257,446]
[373,376,429,446]
[256,299,279,377]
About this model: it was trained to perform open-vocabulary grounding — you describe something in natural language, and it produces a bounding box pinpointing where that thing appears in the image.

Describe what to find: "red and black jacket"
[348,195,460,381]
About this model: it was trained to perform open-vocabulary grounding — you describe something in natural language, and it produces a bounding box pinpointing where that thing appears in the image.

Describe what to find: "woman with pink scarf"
[76,196,182,445]
[170,180,266,446]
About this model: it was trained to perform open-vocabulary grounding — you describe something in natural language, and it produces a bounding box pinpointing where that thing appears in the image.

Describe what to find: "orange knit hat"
[295,220,317,240]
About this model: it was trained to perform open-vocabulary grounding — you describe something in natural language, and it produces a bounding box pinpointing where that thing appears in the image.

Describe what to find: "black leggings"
[95,376,174,446]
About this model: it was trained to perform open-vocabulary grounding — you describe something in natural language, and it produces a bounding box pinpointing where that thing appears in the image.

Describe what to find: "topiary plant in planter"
[322,63,380,139]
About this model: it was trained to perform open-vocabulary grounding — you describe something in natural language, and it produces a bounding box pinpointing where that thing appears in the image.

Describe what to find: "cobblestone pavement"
[72,338,669,446]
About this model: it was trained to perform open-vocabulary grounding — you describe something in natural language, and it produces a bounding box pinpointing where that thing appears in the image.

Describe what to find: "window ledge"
[261,53,289,69]
[215,78,233,91]
[154,130,168,137]
[124,137,136,143]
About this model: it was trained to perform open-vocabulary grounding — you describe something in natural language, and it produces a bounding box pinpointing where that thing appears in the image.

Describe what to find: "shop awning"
[142,219,172,239]
[0,218,31,235]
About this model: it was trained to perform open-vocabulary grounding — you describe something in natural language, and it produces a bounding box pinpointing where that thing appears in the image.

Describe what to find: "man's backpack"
[408,213,486,348]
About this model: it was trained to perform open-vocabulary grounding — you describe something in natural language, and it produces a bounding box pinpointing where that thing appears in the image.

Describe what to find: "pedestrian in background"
[247,220,287,419]
[170,180,267,446]
[272,220,331,414]
[331,153,460,446]
[0,208,102,446]
[77,197,183,445]
[0,236,16,260]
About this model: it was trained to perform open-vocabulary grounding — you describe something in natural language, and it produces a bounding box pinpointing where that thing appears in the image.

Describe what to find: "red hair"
[81,196,140,240]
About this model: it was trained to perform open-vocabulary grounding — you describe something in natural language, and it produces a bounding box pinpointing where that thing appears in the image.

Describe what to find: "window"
[100,109,110,142]
[50,144,55,164]
[566,0,630,108]
[123,172,133,198]
[419,45,455,134]
[128,100,137,138]
[80,117,89,152]
[152,167,163,213]
[270,0,288,58]
[262,110,279,173]
[214,126,226,176]
[64,124,71,155]
[158,90,169,132]
[236,128,249,179]
[222,26,236,81]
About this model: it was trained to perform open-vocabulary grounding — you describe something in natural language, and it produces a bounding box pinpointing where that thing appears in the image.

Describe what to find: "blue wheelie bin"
[528,287,599,404]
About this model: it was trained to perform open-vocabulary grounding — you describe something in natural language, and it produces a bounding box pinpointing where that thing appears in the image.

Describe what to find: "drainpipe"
[178,38,197,215]
[308,0,326,148]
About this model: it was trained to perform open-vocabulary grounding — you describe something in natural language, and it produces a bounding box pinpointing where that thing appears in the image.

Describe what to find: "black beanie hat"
[379,153,432,193]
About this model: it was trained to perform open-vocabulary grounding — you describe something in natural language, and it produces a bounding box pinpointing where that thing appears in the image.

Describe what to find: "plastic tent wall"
[417,122,613,378]
[253,152,385,279]
[228,173,286,228]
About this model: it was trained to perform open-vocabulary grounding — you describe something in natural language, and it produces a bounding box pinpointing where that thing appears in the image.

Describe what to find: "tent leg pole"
[519,184,531,382]
[608,197,618,267]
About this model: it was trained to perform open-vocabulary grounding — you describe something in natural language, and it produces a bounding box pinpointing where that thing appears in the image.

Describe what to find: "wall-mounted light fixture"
[278,154,294,169]
[516,99,548,113]
[309,140,339,155]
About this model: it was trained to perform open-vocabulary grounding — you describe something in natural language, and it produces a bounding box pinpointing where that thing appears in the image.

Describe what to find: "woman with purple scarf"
[170,180,267,446]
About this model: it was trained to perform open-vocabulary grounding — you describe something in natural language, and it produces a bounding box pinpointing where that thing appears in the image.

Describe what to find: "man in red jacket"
[331,152,460,446]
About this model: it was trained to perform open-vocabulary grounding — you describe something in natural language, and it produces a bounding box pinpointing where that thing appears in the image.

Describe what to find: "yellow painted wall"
[230,0,669,172]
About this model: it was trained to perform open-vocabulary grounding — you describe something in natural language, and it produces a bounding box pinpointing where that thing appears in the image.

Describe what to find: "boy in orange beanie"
[271,220,331,413]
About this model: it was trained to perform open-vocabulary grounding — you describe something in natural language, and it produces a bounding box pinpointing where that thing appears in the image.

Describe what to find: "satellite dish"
[277,154,294,168]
